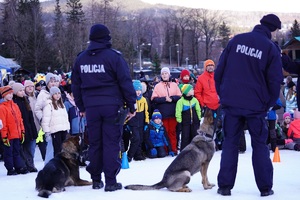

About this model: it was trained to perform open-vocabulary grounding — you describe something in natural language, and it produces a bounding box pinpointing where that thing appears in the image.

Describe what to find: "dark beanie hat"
[89,24,111,41]
[260,14,281,32]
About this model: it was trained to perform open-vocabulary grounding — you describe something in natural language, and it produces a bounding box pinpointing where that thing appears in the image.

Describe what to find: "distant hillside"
[41,0,300,29]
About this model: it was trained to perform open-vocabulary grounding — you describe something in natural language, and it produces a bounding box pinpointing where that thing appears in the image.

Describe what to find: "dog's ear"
[204,109,214,124]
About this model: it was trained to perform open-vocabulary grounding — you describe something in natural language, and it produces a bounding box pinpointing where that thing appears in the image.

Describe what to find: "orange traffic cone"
[272,147,280,162]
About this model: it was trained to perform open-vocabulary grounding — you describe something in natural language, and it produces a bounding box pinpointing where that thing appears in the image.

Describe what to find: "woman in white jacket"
[41,86,70,157]
[34,73,56,164]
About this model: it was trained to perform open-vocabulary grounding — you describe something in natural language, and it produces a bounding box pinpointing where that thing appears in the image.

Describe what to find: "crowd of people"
[0,13,300,197]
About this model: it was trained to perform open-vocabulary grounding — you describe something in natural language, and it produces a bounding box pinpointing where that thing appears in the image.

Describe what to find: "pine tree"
[65,0,86,71]
[219,21,231,48]
[152,52,161,75]
[290,19,300,38]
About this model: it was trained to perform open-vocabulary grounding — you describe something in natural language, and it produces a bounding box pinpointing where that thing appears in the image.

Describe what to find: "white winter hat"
[161,67,170,75]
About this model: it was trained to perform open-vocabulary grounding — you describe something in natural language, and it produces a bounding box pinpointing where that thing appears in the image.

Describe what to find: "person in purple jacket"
[214,14,283,197]
[71,24,137,192]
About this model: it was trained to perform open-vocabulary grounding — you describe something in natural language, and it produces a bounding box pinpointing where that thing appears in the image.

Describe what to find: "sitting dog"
[125,110,215,192]
[35,136,92,198]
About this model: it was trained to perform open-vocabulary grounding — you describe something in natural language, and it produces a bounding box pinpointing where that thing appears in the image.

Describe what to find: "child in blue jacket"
[144,109,174,158]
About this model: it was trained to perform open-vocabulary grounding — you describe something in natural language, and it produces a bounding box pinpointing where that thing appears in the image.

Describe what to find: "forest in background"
[0,0,299,75]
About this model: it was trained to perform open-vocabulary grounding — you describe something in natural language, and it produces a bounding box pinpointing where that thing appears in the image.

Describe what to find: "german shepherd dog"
[125,110,215,192]
[35,136,92,198]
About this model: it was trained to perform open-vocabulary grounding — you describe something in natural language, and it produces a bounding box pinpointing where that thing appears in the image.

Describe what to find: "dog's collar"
[198,130,213,141]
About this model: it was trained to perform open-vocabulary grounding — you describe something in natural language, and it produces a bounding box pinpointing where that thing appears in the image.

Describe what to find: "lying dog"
[125,110,215,192]
[35,135,92,198]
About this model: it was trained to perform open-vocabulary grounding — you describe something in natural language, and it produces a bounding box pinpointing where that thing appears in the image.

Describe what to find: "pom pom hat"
[0,85,13,98]
[152,109,162,120]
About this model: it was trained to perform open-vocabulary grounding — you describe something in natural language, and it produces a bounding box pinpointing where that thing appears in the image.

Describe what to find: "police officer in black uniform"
[71,24,136,192]
[215,14,283,197]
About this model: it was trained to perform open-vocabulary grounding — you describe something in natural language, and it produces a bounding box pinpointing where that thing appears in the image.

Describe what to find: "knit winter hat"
[89,24,111,41]
[45,73,56,86]
[260,14,281,32]
[204,59,215,69]
[180,69,190,83]
[133,80,142,91]
[180,84,193,95]
[283,112,291,119]
[50,86,61,96]
[0,85,13,98]
[12,82,25,95]
[161,67,170,75]
[152,109,162,120]
[24,80,34,88]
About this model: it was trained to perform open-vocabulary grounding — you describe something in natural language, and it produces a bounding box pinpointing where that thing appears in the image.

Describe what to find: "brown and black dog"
[35,136,91,198]
[125,110,216,192]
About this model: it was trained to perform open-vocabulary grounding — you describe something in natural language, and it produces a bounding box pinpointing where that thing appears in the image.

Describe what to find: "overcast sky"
[141,0,300,13]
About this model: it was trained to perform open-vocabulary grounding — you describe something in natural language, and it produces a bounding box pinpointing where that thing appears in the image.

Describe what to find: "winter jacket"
[26,91,41,132]
[126,96,149,127]
[13,95,38,142]
[194,70,219,110]
[144,120,172,151]
[64,97,86,135]
[215,25,283,112]
[282,54,300,108]
[151,81,182,119]
[35,88,51,122]
[71,40,137,113]
[0,100,24,140]
[285,93,297,114]
[267,98,282,120]
[175,96,201,125]
[287,119,300,140]
[41,100,70,134]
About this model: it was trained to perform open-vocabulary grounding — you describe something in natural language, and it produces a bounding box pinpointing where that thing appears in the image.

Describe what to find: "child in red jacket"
[0,86,28,175]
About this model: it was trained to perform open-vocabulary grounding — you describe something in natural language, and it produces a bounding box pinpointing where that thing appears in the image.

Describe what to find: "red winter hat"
[180,69,190,84]
[0,85,13,98]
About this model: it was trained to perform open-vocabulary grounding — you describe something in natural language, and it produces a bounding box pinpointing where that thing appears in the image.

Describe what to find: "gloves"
[169,151,175,157]
[150,148,157,156]
[20,132,25,144]
[3,137,10,147]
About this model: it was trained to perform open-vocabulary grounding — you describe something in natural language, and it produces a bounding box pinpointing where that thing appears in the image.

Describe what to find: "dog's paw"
[203,183,215,190]
[177,187,192,192]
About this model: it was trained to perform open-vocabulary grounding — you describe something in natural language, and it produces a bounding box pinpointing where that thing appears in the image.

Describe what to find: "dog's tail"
[125,181,165,190]
[38,190,52,198]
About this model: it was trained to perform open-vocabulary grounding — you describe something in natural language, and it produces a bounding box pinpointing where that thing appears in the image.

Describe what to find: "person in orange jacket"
[194,59,220,128]
[0,85,28,175]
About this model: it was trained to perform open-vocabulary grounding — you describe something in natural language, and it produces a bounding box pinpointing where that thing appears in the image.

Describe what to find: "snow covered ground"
[0,132,299,200]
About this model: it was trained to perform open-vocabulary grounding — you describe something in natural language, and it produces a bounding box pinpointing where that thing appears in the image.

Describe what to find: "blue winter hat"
[152,109,162,120]
[89,24,111,41]
[133,80,142,91]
